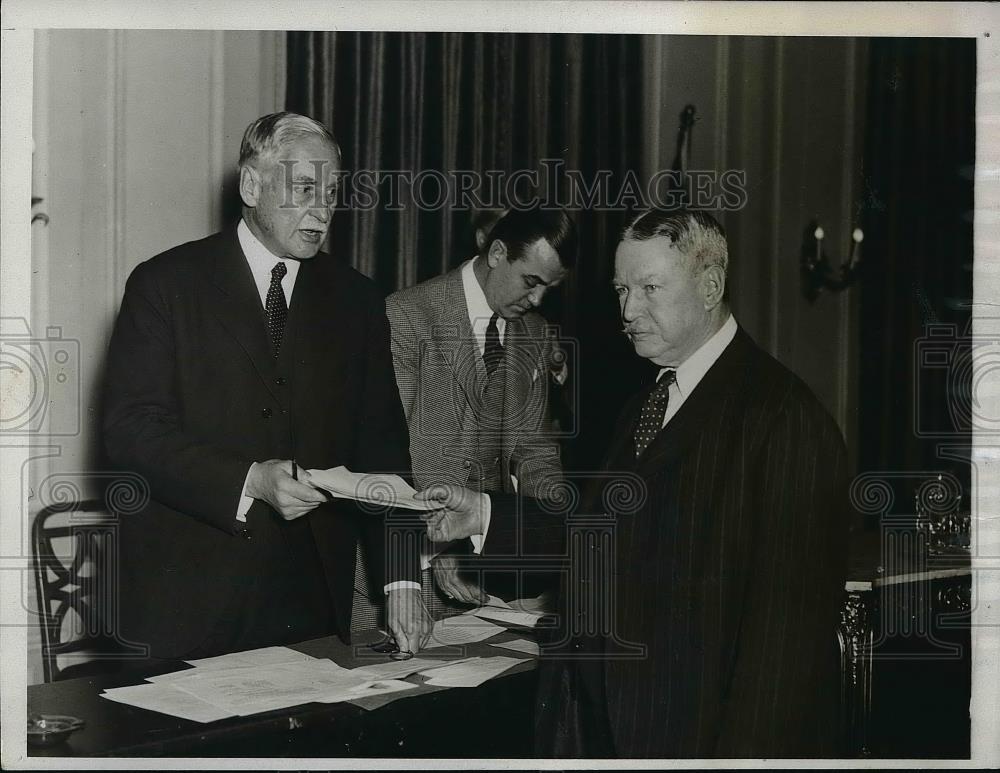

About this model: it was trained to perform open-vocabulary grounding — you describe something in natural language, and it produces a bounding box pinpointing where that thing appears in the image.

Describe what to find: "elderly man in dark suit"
[103,112,430,661]
[419,209,850,758]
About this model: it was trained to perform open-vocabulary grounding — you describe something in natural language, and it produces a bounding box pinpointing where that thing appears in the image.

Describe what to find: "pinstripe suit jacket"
[486,327,850,758]
[386,265,562,496]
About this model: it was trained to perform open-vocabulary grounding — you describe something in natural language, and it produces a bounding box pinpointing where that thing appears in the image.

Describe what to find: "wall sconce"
[800,219,862,301]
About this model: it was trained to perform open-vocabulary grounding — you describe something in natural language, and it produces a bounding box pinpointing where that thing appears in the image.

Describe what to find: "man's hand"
[415,484,489,542]
[432,553,487,605]
[245,459,327,521]
[386,587,432,655]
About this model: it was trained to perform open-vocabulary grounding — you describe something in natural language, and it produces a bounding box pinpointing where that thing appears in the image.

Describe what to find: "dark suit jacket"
[486,327,851,758]
[102,229,415,659]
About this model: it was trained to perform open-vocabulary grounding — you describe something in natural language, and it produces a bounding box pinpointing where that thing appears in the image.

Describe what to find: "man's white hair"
[238,111,340,172]
[622,209,729,278]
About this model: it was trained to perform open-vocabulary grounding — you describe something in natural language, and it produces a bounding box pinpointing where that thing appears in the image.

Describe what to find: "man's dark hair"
[481,206,578,269]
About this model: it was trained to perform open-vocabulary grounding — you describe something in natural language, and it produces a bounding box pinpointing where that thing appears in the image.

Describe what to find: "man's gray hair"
[238,111,340,172]
[622,209,729,277]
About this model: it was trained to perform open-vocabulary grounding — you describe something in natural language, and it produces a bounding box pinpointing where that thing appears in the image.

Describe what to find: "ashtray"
[26,714,85,747]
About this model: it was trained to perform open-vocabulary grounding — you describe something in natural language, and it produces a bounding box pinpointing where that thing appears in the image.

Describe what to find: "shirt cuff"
[384,580,422,594]
[468,492,492,554]
[236,463,256,523]
[420,540,445,572]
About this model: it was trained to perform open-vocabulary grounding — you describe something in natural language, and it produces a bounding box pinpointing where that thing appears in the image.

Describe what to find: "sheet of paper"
[100,683,234,723]
[170,661,371,716]
[489,638,540,656]
[508,594,552,614]
[463,605,543,628]
[422,616,506,649]
[307,465,435,511]
[483,594,512,609]
[422,656,523,687]
[338,679,419,701]
[350,657,471,681]
[184,645,314,669]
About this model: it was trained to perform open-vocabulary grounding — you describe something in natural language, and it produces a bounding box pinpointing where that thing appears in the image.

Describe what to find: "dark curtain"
[858,38,975,492]
[286,32,645,470]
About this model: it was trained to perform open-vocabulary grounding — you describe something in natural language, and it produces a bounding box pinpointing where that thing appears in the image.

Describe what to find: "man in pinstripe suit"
[386,206,575,609]
[419,209,851,758]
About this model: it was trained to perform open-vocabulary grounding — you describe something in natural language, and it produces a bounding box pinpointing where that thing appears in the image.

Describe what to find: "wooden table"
[27,629,540,758]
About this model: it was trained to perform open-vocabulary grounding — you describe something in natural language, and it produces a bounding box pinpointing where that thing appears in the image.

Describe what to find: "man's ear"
[486,239,507,269]
[239,165,262,208]
[701,265,726,309]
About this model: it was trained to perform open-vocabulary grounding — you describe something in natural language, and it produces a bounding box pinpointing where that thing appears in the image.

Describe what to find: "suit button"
[261,408,272,418]
[275,377,286,386]
[239,529,252,541]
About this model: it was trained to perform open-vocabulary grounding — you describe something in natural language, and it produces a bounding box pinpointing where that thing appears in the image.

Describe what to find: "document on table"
[489,638,540,656]
[100,683,234,724]
[420,656,523,687]
[423,616,506,649]
[464,606,543,628]
[351,656,475,681]
[307,466,435,511]
[462,595,544,628]
[184,645,315,669]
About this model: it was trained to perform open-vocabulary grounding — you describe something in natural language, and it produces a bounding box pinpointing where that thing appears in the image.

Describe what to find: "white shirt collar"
[461,257,505,352]
[237,218,300,307]
[658,313,738,397]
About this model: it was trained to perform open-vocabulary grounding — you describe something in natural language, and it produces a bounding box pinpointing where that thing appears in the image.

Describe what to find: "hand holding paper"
[307,466,436,511]
[415,484,489,542]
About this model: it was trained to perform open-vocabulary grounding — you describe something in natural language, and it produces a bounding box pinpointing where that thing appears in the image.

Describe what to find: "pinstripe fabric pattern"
[487,328,851,758]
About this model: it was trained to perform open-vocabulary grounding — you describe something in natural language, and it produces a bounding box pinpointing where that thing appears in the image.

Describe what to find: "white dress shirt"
[238,218,300,309]
[656,313,738,428]
[462,257,506,352]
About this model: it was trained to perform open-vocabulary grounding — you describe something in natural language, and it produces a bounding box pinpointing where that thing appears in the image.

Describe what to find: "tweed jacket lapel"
[435,266,488,403]
[500,314,544,459]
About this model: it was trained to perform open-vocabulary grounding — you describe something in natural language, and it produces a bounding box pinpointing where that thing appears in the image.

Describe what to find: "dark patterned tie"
[484,313,503,377]
[633,369,677,457]
[265,261,288,355]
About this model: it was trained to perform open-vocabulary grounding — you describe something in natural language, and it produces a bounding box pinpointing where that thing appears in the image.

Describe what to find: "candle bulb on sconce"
[801,218,864,301]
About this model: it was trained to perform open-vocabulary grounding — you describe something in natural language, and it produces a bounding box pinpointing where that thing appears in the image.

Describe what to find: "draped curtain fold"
[858,39,975,485]
[287,32,645,468]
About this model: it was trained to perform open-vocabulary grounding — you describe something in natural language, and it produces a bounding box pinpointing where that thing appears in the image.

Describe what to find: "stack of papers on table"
[423,616,506,649]
[489,638,540,656]
[419,656,523,687]
[306,466,434,511]
[462,595,545,628]
[100,646,417,723]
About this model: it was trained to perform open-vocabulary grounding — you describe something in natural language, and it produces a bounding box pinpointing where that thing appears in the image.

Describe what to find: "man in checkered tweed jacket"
[386,206,576,613]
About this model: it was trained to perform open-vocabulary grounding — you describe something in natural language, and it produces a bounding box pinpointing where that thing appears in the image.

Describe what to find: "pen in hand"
[292,459,298,481]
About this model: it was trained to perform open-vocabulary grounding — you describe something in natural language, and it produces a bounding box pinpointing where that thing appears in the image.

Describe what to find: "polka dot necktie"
[634,369,677,457]
[484,313,504,377]
[265,261,288,356]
